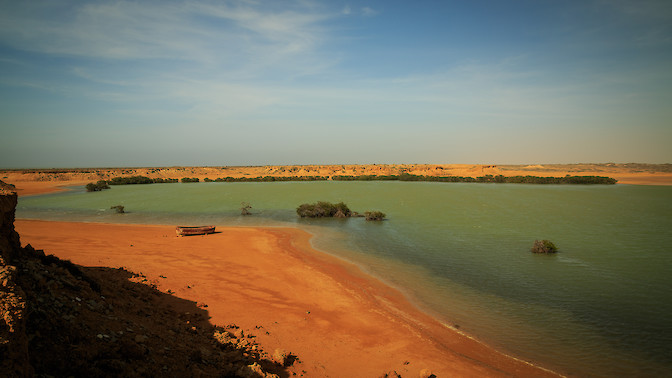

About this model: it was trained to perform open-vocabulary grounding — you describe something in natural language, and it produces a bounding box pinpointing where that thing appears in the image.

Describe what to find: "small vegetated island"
[296,201,386,221]
[296,201,352,218]
[85,180,109,192]
[531,239,558,253]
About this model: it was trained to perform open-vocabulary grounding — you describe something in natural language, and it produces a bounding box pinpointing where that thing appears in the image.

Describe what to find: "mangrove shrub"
[531,239,557,253]
[296,201,351,218]
[85,180,110,192]
[110,205,125,214]
[364,211,386,221]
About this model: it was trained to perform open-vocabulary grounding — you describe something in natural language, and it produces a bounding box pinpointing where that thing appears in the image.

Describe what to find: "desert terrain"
[2,163,671,197]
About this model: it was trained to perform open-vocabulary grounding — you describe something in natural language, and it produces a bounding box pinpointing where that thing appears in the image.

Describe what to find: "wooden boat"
[176,225,216,236]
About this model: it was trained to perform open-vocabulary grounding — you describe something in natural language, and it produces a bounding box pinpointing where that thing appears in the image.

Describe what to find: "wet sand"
[15,219,559,377]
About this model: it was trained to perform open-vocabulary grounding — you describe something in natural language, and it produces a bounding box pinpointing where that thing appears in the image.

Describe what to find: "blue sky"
[1,0,670,168]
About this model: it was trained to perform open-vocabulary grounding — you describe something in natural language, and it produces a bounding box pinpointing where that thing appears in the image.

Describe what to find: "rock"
[199,347,211,359]
[379,371,402,378]
[419,368,436,378]
[119,338,146,360]
[237,362,266,378]
[189,349,203,362]
[272,348,295,367]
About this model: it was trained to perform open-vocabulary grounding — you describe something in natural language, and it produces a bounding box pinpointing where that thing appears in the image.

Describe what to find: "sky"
[1,0,671,168]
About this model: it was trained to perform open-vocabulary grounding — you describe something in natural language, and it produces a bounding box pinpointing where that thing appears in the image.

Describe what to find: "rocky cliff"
[0,181,31,377]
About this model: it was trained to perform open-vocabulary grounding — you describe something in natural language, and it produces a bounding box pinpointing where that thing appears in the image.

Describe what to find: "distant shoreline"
[3,163,671,197]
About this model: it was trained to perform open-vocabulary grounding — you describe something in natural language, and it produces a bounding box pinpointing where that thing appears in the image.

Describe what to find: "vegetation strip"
[86,174,617,191]
[331,173,617,184]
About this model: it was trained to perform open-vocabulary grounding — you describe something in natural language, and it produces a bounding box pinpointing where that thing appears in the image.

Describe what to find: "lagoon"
[17,182,672,376]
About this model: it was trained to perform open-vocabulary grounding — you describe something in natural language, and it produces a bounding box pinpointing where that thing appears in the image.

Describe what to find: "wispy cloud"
[0,0,343,115]
[0,0,333,72]
[361,6,378,17]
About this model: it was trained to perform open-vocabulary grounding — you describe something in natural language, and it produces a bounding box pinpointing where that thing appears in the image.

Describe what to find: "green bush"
[241,202,252,215]
[332,174,616,184]
[110,205,125,214]
[85,180,110,192]
[296,201,351,218]
[213,176,329,182]
[531,239,557,253]
[364,211,386,221]
[108,176,154,185]
[181,177,200,183]
[152,178,178,183]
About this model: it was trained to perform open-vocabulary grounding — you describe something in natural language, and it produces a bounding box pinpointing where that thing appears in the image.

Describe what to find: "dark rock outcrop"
[0,181,21,262]
[0,181,31,377]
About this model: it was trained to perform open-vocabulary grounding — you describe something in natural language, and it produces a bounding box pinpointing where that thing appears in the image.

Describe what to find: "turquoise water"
[17,182,672,376]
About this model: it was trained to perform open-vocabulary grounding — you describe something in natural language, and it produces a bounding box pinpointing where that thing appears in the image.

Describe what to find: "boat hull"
[176,226,216,236]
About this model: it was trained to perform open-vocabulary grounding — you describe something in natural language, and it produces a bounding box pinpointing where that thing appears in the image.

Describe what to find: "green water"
[17,182,672,376]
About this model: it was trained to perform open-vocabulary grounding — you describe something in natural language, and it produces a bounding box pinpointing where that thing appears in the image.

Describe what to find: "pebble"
[419,368,435,378]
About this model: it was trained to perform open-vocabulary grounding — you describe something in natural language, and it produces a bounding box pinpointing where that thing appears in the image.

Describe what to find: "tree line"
[331,173,617,184]
[87,173,617,191]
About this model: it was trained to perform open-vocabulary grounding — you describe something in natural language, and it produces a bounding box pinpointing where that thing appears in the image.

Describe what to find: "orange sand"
[7,180,90,196]
[15,220,558,377]
[2,163,671,190]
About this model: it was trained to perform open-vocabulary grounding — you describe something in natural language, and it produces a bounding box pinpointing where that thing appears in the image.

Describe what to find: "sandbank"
[6,180,90,196]
[15,219,559,377]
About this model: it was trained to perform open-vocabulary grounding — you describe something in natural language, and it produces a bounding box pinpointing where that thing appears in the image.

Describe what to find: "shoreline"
[3,163,671,190]
[14,219,560,377]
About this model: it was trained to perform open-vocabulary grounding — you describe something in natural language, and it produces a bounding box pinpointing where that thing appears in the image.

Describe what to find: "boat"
[176,225,216,236]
